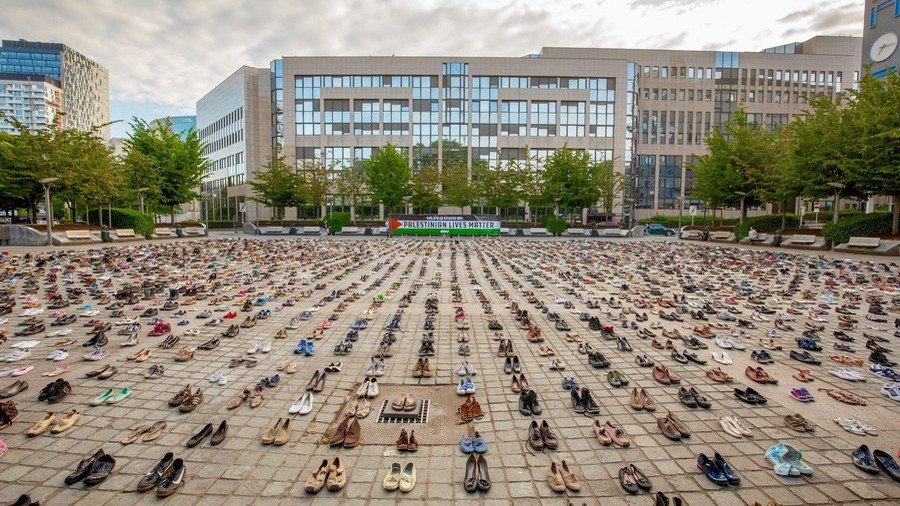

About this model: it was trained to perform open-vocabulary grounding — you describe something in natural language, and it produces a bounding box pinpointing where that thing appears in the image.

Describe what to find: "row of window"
[205,151,244,175]
[199,107,243,142]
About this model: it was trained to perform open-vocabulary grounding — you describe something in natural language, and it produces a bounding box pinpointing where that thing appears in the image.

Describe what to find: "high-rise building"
[862,0,899,78]
[150,115,197,140]
[197,35,860,222]
[0,39,109,138]
[0,74,61,134]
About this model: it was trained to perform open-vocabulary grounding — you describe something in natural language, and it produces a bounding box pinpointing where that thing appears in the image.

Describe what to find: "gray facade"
[862,0,900,77]
[198,35,861,221]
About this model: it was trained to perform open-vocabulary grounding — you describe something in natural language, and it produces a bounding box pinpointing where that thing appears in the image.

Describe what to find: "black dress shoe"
[82,454,116,486]
[518,390,532,416]
[186,423,213,448]
[580,388,600,414]
[65,449,105,485]
[571,388,585,413]
[137,452,174,492]
[211,420,228,445]
[528,390,542,415]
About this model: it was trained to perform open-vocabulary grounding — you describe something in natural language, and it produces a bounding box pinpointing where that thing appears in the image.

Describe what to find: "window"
[295,100,320,135]
[383,100,409,135]
[529,101,557,136]
[636,155,656,209]
[658,155,682,209]
[501,100,526,136]
[353,100,380,135]
[323,99,349,135]
[559,101,585,137]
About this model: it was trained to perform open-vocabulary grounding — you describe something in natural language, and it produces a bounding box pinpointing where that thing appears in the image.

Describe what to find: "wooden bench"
[155,228,177,237]
[529,228,549,236]
[791,234,816,245]
[114,229,140,240]
[182,227,205,236]
[65,230,93,241]
[847,236,881,248]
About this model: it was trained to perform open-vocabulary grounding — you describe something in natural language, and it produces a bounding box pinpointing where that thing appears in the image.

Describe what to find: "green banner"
[388,215,500,236]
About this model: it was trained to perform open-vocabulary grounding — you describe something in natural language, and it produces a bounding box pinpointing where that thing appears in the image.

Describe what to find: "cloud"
[0,0,864,137]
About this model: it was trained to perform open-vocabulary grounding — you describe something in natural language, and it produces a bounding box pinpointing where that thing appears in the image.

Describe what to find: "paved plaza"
[0,236,898,505]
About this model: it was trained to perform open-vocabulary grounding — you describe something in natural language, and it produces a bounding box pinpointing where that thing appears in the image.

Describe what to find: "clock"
[870,32,898,63]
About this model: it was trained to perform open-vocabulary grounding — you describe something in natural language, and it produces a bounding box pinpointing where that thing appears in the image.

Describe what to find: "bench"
[598,228,628,237]
[65,230,93,241]
[155,228,177,237]
[115,229,137,238]
[565,228,586,236]
[182,227,205,236]
[680,229,702,240]
[847,236,881,248]
[301,226,322,235]
[747,233,768,242]
[710,231,735,242]
[791,234,816,245]
[529,228,549,236]
[339,226,359,235]
[263,226,287,235]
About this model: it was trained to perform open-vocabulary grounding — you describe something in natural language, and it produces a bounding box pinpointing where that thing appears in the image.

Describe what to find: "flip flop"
[143,421,167,441]
[121,425,151,444]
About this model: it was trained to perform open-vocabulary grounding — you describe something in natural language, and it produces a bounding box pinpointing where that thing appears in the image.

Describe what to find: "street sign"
[238,203,245,213]
[689,205,697,216]
[813,202,820,212]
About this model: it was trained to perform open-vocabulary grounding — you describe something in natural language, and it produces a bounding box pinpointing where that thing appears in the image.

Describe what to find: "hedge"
[325,212,351,234]
[87,208,155,237]
[801,209,862,221]
[540,215,567,235]
[734,214,800,239]
[822,213,893,245]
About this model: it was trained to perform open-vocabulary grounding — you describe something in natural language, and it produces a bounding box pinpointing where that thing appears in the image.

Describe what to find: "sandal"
[227,388,251,410]
[122,425,151,444]
[819,388,867,405]
[793,368,813,382]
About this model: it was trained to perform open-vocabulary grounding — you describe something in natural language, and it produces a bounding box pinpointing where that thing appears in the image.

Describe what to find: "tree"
[474,161,524,218]
[441,161,477,213]
[298,160,330,218]
[333,162,367,221]
[753,125,803,228]
[542,147,602,224]
[365,143,410,214]
[409,164,441,213]
[249,152,302,220]
[125,118,207,222]
[842,70,900,234]
[596,160,623,222]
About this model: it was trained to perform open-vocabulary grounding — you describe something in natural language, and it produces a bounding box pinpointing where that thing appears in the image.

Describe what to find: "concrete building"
[105,137,126,158]
[0,39,109,138]
[197,35,860,222]
[0,73,62,134]
[862,0,899,78]
[150,115,197,140]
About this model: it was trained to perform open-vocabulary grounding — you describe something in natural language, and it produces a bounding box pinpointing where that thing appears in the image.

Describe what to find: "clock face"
[870,32,898,63]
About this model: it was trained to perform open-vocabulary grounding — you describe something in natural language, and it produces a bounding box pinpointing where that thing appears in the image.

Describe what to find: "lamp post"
[676,197,683,230]
[827,182,845,225]
[40,177,59,246]
[734,191,748,226]
[137,187,149,214]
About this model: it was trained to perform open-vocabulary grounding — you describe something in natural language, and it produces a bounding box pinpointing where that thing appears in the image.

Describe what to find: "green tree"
[474,160,524,218]
[842,70,900,233]
[596,160,623,222]
[298,160,330,218]
[365,143,410,214]
[441,161,477,213]
[754,125,803,228]
[542,147,601,223]
[409,164,441,213]
[333,162,367,221]
[249,152,303,219]
[125,118,207,222]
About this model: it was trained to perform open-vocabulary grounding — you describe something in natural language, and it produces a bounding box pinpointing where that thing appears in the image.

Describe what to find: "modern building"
[0,73,62,134]
[197,35,861,222]
[105,137,126,158]
[150,115,197,140]
[0,39,109,138]
[863,0,899,77]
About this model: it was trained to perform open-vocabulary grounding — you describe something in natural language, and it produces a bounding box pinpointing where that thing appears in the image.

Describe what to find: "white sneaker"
[366,378,378,398]
[46,349,69,361]
[246,342,259,354]
[455,363,468,376]
[209,371,223,383]
[881,382,900,402]
[464,361,478,376]
[260,341,272,353]
[357,378,372,398]
[4,349,30,362]
[727,339,746,350]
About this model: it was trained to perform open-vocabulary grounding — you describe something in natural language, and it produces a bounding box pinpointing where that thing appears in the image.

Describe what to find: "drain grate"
[377,399,430,424]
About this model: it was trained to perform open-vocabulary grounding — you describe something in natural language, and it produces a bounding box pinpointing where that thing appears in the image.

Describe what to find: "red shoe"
[148,322,171,337]
[224,311,237,319]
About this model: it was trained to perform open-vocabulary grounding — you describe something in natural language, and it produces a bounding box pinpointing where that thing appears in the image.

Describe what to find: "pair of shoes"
[121,420,167,444]
[383,462,416,492]
[412,358,434,377]
[618,464,651,494]
[25,409,81,436]
[64,449,116,486]
[571,388,599,415]
[356,377,378,398]
[457,378,476,395]
[784,414,815,432]
[518,389,542,415]
[548,460,582,492]
[289,392,314,415]
[459,432,488,453]
[697,452,740,485]
[167,385,202,412]
[719,415,753,438]
[593,420,630,447]
[766,442,813,476]
[527,420,559,450]
[294,339,314,356]
[261,418,292,446]
[678,387,711,408]
[186,420,227,447]
[391,394,417,411]
[306,371,326,392]
[853,445,900,480]
[327,416,361,448]
[396,428,419,451]
[657,412,691,440]
[136,452,187,497]
[629,388,656,411]
[304,457,347,493]
[463,454,492,492]
[90,386,131,405]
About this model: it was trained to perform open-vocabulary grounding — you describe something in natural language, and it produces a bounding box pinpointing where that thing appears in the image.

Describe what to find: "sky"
[0,0,863,138]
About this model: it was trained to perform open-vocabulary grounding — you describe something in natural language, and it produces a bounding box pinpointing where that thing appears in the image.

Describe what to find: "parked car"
[645,223,676,236]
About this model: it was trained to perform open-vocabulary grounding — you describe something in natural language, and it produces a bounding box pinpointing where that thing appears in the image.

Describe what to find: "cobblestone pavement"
[0,236,898,505]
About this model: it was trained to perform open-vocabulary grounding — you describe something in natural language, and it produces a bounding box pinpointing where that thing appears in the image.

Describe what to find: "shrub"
[325,212,351,234]
[87,208,155,237]
[207,220,236,229]
[544,215,567,236]
[822,213,893,244]
[638,214,738,228]
[802,209,862,221]
[734,214,800,239]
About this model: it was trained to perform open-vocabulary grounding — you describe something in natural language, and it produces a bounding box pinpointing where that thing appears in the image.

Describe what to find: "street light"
[39,177,59,246]
[827,182,845,225]
[734,191,748,226]
[137,187,149,214]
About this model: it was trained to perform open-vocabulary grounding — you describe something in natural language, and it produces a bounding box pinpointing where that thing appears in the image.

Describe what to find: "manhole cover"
[321,384,481,446]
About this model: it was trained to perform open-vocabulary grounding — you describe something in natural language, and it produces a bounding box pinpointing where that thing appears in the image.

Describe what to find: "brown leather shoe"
[652,366,671,385]
[328,416,349,447]
[547,461,566,492]
[667,412,691,438]
[396,429,409,451]
[641,389,657,411]
[540,421,559,450]
[604,421,630,447]
[343,417,361,448]
[560,460,582,491]
[178,389,202,413]
[249,386,264,408]
[407,430,419,452]
[511,375,521,393]
[518,374,529,391]
[412,359,423,378]
[658,416,682,440]
[629,388,643,410]
[227,388,250,410]
[421,359,434,378]
[168,384,191,406]
[593,420,612,445]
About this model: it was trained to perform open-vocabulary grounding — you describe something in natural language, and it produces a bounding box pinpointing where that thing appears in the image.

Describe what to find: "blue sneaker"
[294,340,308,354]
[471,432,488,453]
[305,341,315,356]
[459,436,474,453]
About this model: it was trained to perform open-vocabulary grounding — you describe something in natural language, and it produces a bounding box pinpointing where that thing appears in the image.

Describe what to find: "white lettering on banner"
[399,221,499,229]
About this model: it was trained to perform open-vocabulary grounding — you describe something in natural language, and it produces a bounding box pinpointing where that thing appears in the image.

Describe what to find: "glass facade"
[0,50,61,80]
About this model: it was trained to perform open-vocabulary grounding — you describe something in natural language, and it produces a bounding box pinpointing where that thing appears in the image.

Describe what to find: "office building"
[0,74,61,134]
[0,39,109,138]
[197,35,860,221]
[863,0,899,77]
[150,115,197,140]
